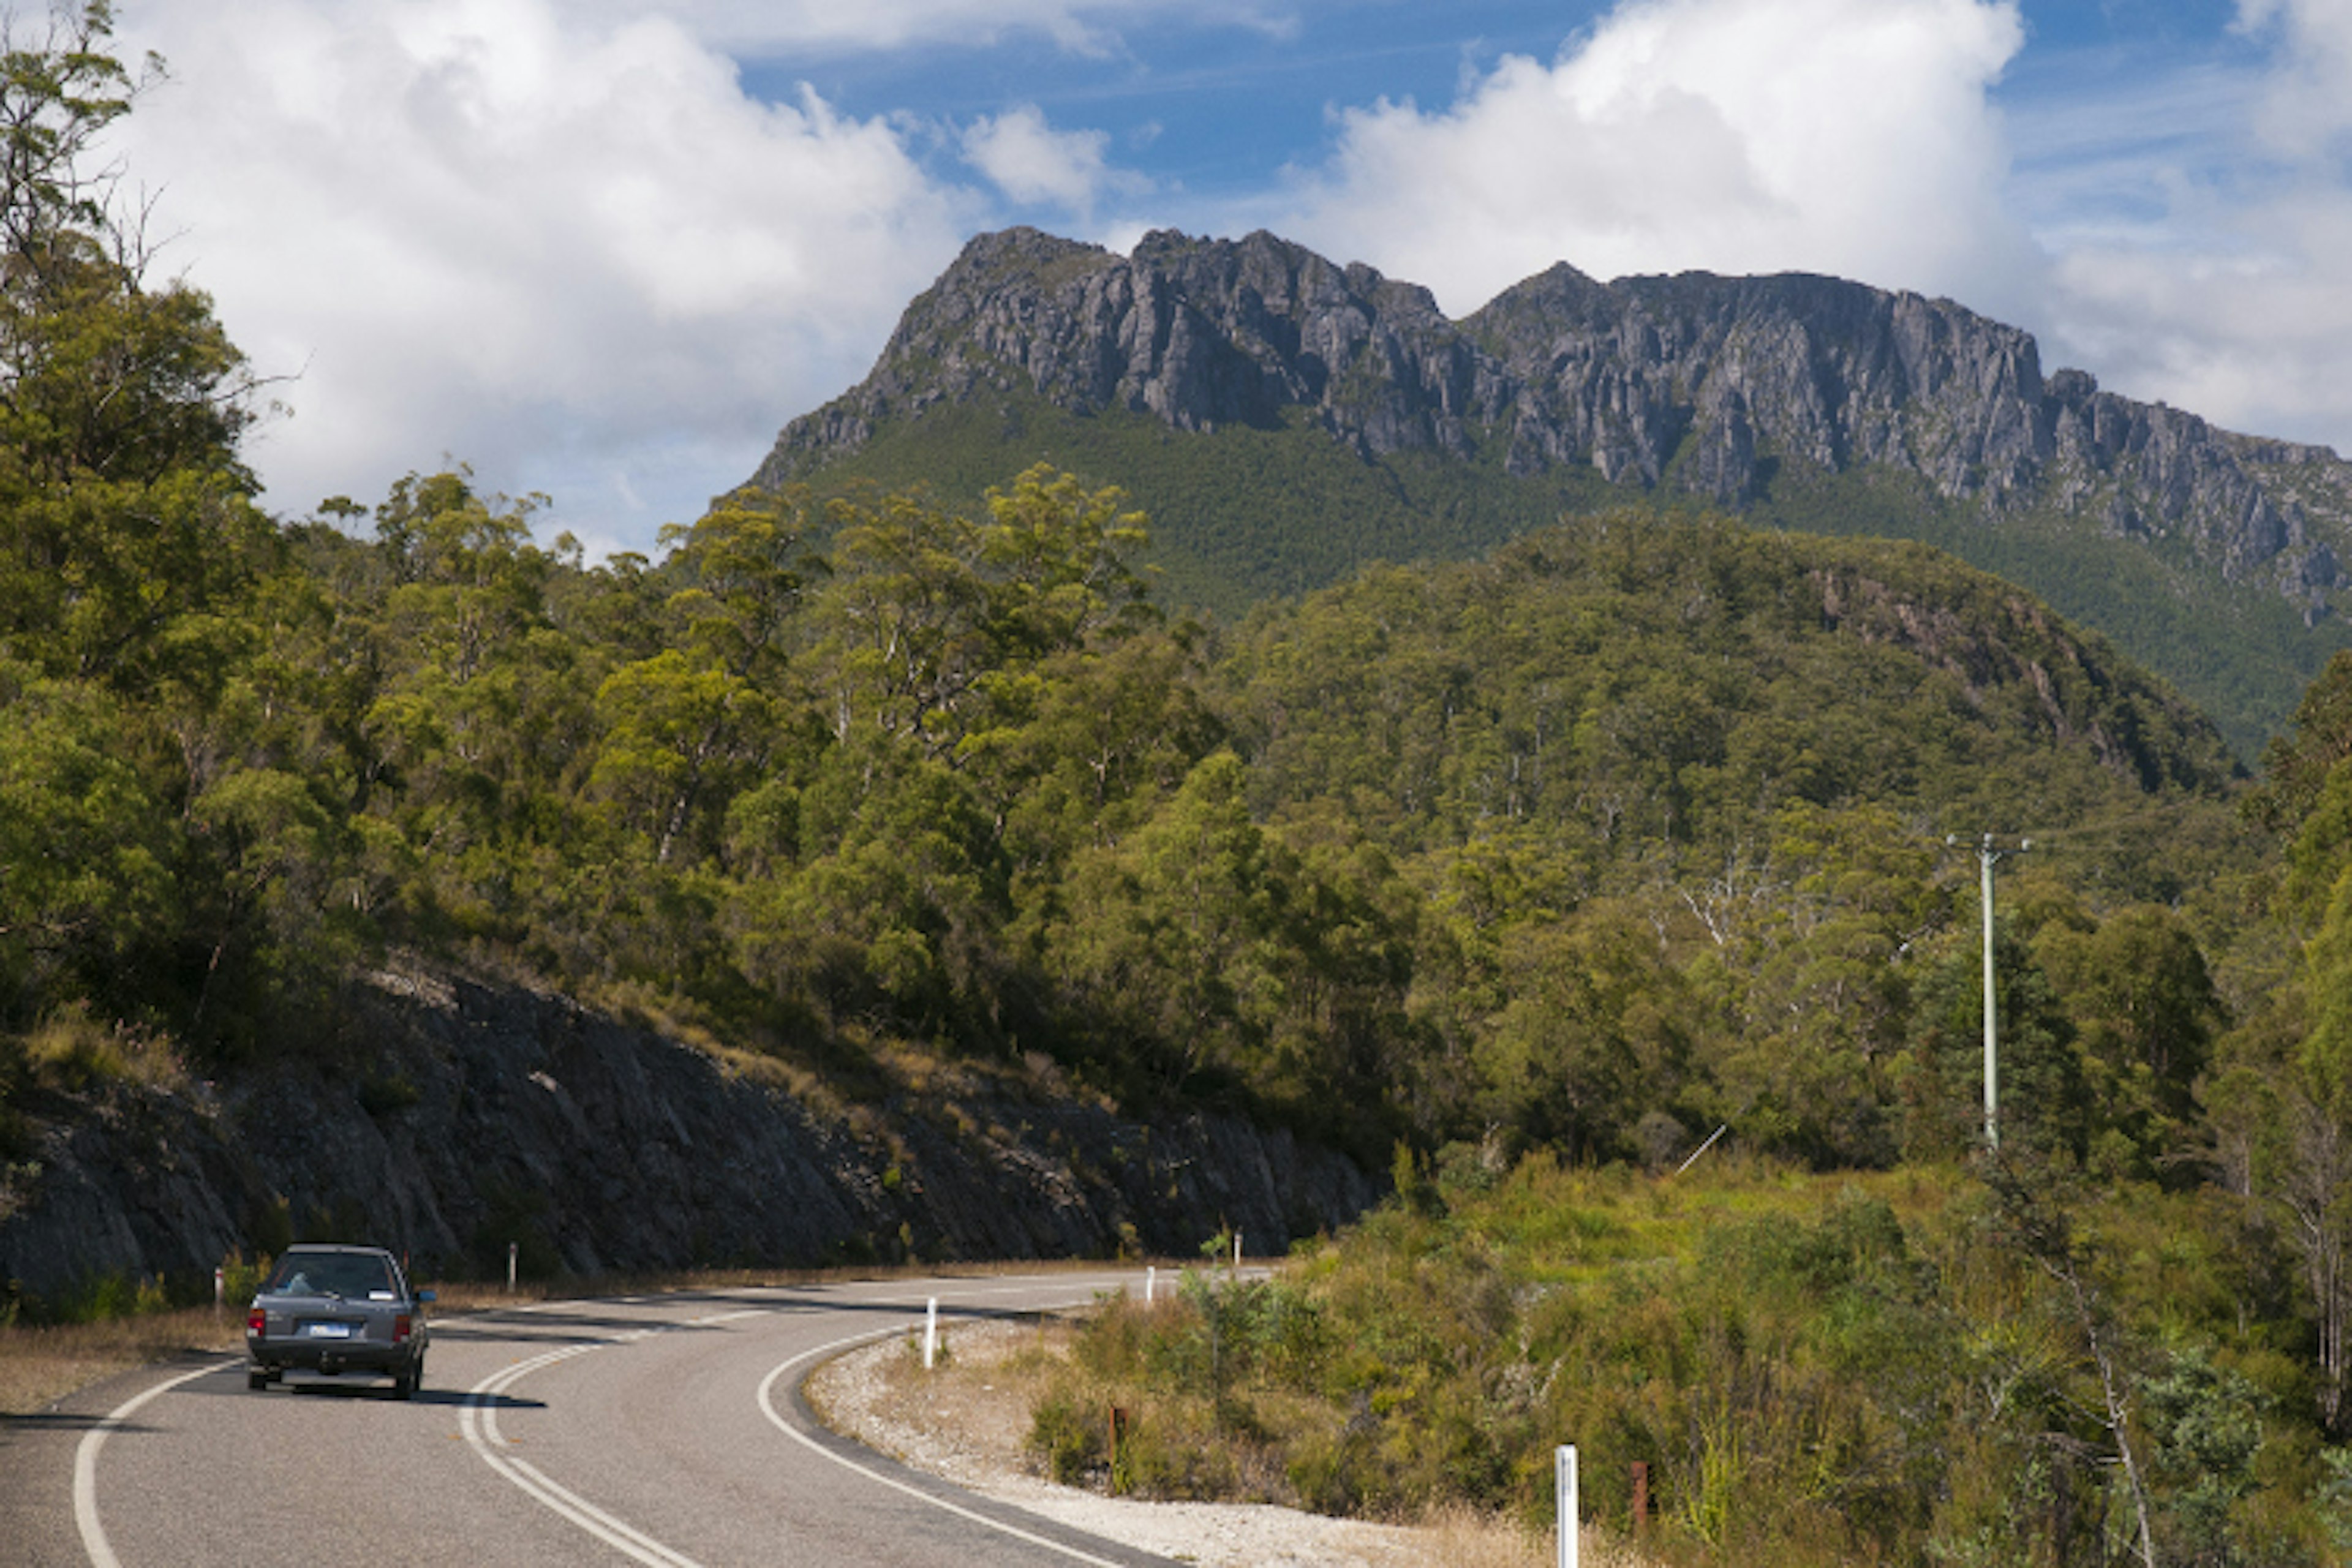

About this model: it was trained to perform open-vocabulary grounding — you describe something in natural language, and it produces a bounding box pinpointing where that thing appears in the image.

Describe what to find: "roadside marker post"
[924,1297,939,1370]
[508,1241,518,1293]
[1145,1266,1156,1305]
[1556,1445,1578,1568]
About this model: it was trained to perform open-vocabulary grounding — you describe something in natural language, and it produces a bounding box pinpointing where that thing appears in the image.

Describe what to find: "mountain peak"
[758,226,2352,646]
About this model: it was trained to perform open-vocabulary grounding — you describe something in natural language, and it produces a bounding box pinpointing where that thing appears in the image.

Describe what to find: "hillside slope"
[755,227,2352,753]
[0,963,1376,1306]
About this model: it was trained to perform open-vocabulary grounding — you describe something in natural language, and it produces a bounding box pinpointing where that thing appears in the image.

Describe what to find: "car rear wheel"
[247,1369,268,1391]
[393,1366,416,1400]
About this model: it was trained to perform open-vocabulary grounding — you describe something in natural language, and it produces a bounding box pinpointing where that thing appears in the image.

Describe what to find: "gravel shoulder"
[803,1316,1577,1568]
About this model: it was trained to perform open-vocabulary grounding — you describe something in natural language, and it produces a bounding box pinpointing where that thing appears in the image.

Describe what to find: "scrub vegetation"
[1035,1156,2339,1566]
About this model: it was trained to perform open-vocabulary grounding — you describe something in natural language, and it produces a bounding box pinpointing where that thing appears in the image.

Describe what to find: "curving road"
[2,1270,1178,1567]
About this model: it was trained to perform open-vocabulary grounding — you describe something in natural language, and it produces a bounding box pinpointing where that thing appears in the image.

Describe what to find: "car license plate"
[304,1321,353,1339]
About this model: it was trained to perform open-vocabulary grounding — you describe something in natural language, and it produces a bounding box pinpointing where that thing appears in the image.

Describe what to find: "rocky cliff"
[0,964,1378,1306]
[758,227,2352,624]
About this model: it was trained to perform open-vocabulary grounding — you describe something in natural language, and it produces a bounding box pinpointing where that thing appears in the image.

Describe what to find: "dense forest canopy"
[23,6,2352,1559]
[0,0,2308,1218]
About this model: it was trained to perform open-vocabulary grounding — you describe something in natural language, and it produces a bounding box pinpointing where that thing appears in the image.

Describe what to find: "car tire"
[393,1367,415,1401]
[248,1370,268,1391]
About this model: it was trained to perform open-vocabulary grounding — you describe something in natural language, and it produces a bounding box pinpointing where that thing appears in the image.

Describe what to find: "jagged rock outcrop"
[0,966,1378,1305]
[758,227,2352,622]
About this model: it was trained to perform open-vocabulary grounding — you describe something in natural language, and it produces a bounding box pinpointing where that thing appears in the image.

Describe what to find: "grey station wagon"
[244,1244,434,1398]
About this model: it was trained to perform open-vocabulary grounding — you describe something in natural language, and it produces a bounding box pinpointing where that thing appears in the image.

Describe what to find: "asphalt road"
[1,1270,1179,1567]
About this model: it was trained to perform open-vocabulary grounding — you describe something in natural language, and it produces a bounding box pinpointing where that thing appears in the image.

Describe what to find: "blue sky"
[106,0,2352,559]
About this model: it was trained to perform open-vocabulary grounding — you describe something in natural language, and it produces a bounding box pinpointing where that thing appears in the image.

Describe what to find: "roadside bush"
[1027,1159,2344,1564]
[1030,1385,1106,1485]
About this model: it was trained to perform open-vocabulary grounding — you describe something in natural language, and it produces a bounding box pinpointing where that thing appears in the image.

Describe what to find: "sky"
[88,0,2352,561]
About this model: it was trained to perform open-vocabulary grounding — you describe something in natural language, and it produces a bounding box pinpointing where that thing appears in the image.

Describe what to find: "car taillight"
[393,1313,412,1344]
[247,1307,266,1338]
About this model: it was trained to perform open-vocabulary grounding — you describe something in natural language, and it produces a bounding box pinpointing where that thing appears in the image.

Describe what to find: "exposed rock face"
[758,227,2352,620]
[0,967,1377,1303]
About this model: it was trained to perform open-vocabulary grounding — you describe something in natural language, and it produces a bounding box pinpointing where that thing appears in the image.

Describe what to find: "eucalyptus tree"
[0,0,273,690]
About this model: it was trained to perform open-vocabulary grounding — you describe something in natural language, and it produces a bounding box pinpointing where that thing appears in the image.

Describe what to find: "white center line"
[460,1340,706,1567]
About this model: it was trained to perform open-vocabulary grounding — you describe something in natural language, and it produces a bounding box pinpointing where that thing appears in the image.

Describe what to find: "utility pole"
[1953,834,2029,1150]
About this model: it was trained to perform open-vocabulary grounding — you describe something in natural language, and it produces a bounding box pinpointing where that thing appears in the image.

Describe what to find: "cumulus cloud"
[962,105,1146,216]
[89,0,2352,562]
[110,0,977,556]
[2024,0,2352,453]
[563,0,1293,55]
[1283,0,2040,319]
[2237,0,2352,158]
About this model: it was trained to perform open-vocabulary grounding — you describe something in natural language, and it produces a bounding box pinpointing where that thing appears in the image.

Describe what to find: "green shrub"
[1030,1387,1106,1485]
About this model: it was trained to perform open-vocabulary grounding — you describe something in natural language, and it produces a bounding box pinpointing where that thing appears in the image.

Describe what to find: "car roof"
[281,1243,399,1257]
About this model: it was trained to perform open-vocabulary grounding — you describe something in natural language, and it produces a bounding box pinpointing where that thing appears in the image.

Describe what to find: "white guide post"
[924,1297,938,1370]
[1556,1445,1579,1568]
[1981,835,1999,1152]
[1146,1265,1156,1305]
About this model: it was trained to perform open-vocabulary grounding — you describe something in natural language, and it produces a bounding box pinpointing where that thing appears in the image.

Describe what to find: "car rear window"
[265,1252,396,1298]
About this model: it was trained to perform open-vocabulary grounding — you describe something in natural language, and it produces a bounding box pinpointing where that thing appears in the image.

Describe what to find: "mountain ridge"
[755,227,2352,750]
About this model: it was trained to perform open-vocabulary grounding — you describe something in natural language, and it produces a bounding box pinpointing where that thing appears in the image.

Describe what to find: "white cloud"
[110,0,978,552]
[87,0,2352,565]
[1261,0,2352,462]
[962,105,1144,215]
[563,0,1292,55]
[2237,0,2352,159]
[2019,0,2352,454]
[1282,0,2040,318]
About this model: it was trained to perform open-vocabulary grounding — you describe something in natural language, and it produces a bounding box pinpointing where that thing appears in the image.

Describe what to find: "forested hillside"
[10,448,2255,1174]
[0,2,2305,1241]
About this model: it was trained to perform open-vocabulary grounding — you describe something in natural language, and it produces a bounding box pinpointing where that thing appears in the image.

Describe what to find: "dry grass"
[0,1305,242,1415]
[1412,1504,1661,1568]
[16,1008,191,1097]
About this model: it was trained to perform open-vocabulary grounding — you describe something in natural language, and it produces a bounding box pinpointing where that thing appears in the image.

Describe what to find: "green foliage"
[0,665,174,1020]
[1030,1385,1108,1485]
[1038,1163,2331,1565]
[23,51,2352,1549]
[0,3,272,692]
[788,355,2325,759]
[0,6,2272,1178]
[1752,461,2348,761]
[778,393,1621,623]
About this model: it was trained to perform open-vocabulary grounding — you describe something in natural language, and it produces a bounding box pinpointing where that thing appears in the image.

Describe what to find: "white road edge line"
[75,1359,238,1568]
[755,1317,1138,1568]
